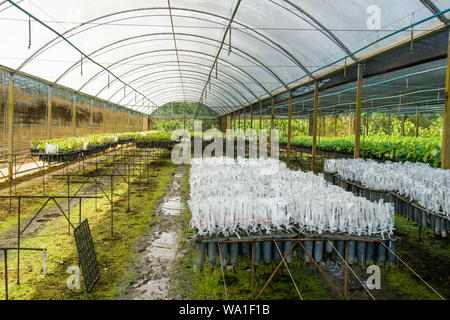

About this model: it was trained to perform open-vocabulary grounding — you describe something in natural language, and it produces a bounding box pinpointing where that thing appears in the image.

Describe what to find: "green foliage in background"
[279,135,442,167]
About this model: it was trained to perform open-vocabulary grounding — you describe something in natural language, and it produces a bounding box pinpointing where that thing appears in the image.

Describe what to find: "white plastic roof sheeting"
[0,0,448,115]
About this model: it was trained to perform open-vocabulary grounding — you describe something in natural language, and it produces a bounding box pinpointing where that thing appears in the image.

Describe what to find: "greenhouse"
[0,0,449,305]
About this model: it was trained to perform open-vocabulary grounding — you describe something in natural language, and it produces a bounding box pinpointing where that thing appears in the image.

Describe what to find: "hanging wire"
[327,240,376,300]
[380,242,445,300]
[216,243,228,300]
[273,241,303,300]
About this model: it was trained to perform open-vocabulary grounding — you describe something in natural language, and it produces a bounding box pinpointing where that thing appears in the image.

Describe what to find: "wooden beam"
[354,64,363,158]
[312,81,319,159]
[287,91,292,167]
[442,31,450,169]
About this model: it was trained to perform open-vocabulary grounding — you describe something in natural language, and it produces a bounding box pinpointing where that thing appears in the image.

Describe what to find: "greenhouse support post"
[270,97,274,135]
[259,101,262,130]
[354,63,363,159]
[415,108,419,137]
[90,99,94,134]
[8,74,14,181]
[243,106,246,131]
[47,85,52,139]
[286,90,292,167]
[311,81,319,162]
[442,30,450,170]
[71,94,77,136]
[250,104,253,129]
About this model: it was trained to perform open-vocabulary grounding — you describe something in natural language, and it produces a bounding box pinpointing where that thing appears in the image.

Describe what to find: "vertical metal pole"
[251,241,255,300]
[47,85,52,139]
[67,176,70,235]
[4,250,8,300]
[311,81,319,164]
[287,90,292,168]
[441,31,450,169]
[17,197,20,285]
[111,175,114,237]
[344,241,348,298]
[8,75,14,181]
[127,164,131,212]
[354,63,363,159]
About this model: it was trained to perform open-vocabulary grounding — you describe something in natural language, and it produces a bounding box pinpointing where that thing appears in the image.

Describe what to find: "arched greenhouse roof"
[0,0,449,116]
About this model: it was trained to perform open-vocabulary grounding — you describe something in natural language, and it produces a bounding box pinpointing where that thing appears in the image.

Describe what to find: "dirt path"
[116,165,186,300]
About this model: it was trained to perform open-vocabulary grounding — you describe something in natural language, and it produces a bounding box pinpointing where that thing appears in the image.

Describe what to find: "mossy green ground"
[382,215,449,300]
[0,158,175,300]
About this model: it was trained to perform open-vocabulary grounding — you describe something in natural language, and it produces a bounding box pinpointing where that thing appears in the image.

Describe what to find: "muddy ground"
[116,165,186,300]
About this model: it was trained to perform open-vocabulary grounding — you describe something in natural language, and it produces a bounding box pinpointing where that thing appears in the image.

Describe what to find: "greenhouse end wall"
[0,68,146,163]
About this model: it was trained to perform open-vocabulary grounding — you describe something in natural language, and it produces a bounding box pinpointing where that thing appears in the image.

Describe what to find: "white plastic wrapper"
[325,158,450,218]
[45,144,59,154]
[189,157,394,238]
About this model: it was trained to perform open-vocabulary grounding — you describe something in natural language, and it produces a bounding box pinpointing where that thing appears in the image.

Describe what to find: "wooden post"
[226,115,231,130]
[250,104,253,129]
[287,90,292,167]
[415,108,419,137]
[89,99,94,134]
[238,110,241,129]
[365,112,369,136]
[334,116,337,136]
[7,75,14,181]
[259,101,262,131]
[388,113,391,136]
[270,97,274,132]
[71,94,77,136]
[148,116,153,130]
[243,106,247,132]
[354,63,363,159]
[401,115,406,136]
[322,116,326,136]
[441,31,450,169]
[312,81,319,160]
